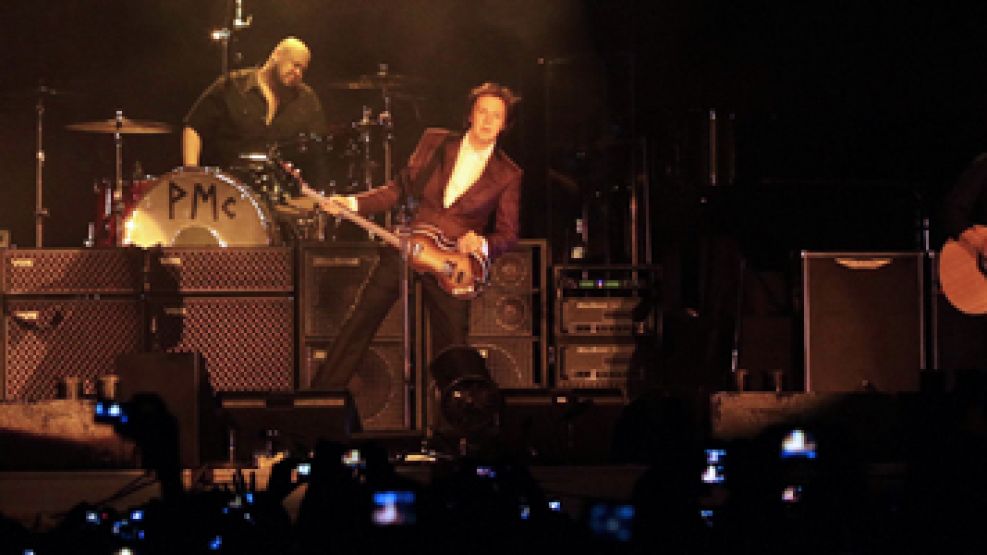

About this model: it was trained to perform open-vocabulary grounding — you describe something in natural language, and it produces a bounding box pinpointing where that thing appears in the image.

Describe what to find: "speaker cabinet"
[116,352,223,468]
[146,247,293,294]
[303,340,405,430]
[2,298,143,400]
[469,337,536,389]
[801,252,924,392]
[148,296,295,392]
[299,242,402,339]
[468,241,543,337]
[469,287,532,336]
[2,248,143,295]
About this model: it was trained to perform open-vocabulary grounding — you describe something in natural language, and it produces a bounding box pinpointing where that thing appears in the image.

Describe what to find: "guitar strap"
[405,131,457,214]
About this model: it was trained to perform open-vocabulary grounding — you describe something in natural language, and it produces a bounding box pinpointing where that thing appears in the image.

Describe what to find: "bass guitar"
[286,167,490,300]
[939,225,987,314]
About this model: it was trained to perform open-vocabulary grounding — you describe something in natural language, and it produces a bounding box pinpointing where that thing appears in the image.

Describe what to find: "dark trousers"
[310,247,470,390]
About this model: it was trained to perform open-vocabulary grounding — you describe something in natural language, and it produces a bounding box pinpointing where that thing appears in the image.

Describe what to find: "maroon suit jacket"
[353,128,522,260]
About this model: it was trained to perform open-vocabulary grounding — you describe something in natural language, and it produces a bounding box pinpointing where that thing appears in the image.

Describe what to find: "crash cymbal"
[66,117,173,134]
[325,73,423,92]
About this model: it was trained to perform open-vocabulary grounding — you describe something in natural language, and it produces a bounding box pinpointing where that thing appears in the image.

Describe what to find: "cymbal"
[325,73,423,92]
[66,117,173,134]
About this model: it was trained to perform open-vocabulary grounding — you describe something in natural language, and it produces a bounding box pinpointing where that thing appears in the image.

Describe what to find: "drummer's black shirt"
[184,67,328,173]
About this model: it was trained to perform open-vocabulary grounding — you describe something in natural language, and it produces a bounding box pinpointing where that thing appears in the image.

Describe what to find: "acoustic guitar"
[939,225,987,314]
[287,169,490,300]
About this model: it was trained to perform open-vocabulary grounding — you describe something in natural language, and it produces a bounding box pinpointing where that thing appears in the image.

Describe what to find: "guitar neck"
[299,184,401,249]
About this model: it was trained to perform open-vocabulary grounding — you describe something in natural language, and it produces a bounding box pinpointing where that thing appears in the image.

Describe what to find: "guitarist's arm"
[349,129,450,215]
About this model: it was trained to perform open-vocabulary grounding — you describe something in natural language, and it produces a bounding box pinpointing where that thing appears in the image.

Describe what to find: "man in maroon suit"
[310,82,522,391]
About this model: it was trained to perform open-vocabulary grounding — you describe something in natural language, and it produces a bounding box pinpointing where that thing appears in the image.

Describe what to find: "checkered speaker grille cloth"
[305,340,405,430]
[3,299,143,400]
[147,247,293,294]
[149,296,294,392]
[2,248,143,295]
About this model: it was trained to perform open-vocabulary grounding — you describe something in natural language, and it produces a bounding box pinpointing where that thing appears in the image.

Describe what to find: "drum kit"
[61,67,421,249]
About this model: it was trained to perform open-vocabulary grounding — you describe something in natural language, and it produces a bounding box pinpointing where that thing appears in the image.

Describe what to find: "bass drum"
[120,167,277,247]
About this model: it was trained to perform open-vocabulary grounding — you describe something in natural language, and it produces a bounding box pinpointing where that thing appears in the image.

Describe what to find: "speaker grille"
[2,248,143,295]
[305,340,404,430]
[802,252,923,392]
[470,337,535,388]
[147,247,294,294]
[489,249,533,289]
[300,244,402,338]
[469,287,531,336]
[3,299,143,400]
[150,296,294,392]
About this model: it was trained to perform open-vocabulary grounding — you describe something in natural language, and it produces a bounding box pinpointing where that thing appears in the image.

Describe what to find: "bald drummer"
[182,37,328,169]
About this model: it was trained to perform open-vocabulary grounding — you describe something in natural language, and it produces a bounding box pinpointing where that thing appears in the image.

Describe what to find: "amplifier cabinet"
[802,252,924,392]
[148,296,295,393]
[557,342,642,390]
[559,297,656,336]
[2,248,143,295]
[2,298,143,400]
[470,240,547,337]
[303,340,406,431]
[488,246,537,290]
[298,242,403,339]
[146,247,294,294]
[469,287,533,336]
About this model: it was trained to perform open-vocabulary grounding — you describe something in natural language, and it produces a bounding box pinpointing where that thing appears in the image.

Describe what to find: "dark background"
[3,0,986,251]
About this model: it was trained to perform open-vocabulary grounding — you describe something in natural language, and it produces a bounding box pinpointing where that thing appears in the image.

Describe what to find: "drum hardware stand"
[112,111,126,245]
[377,63,396,230]
[211,0,252,76]
[34,87,52,247]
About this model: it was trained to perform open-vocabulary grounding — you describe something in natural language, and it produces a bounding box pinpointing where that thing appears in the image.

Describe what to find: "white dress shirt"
[345,135,494,255]
[443,137,495,208]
